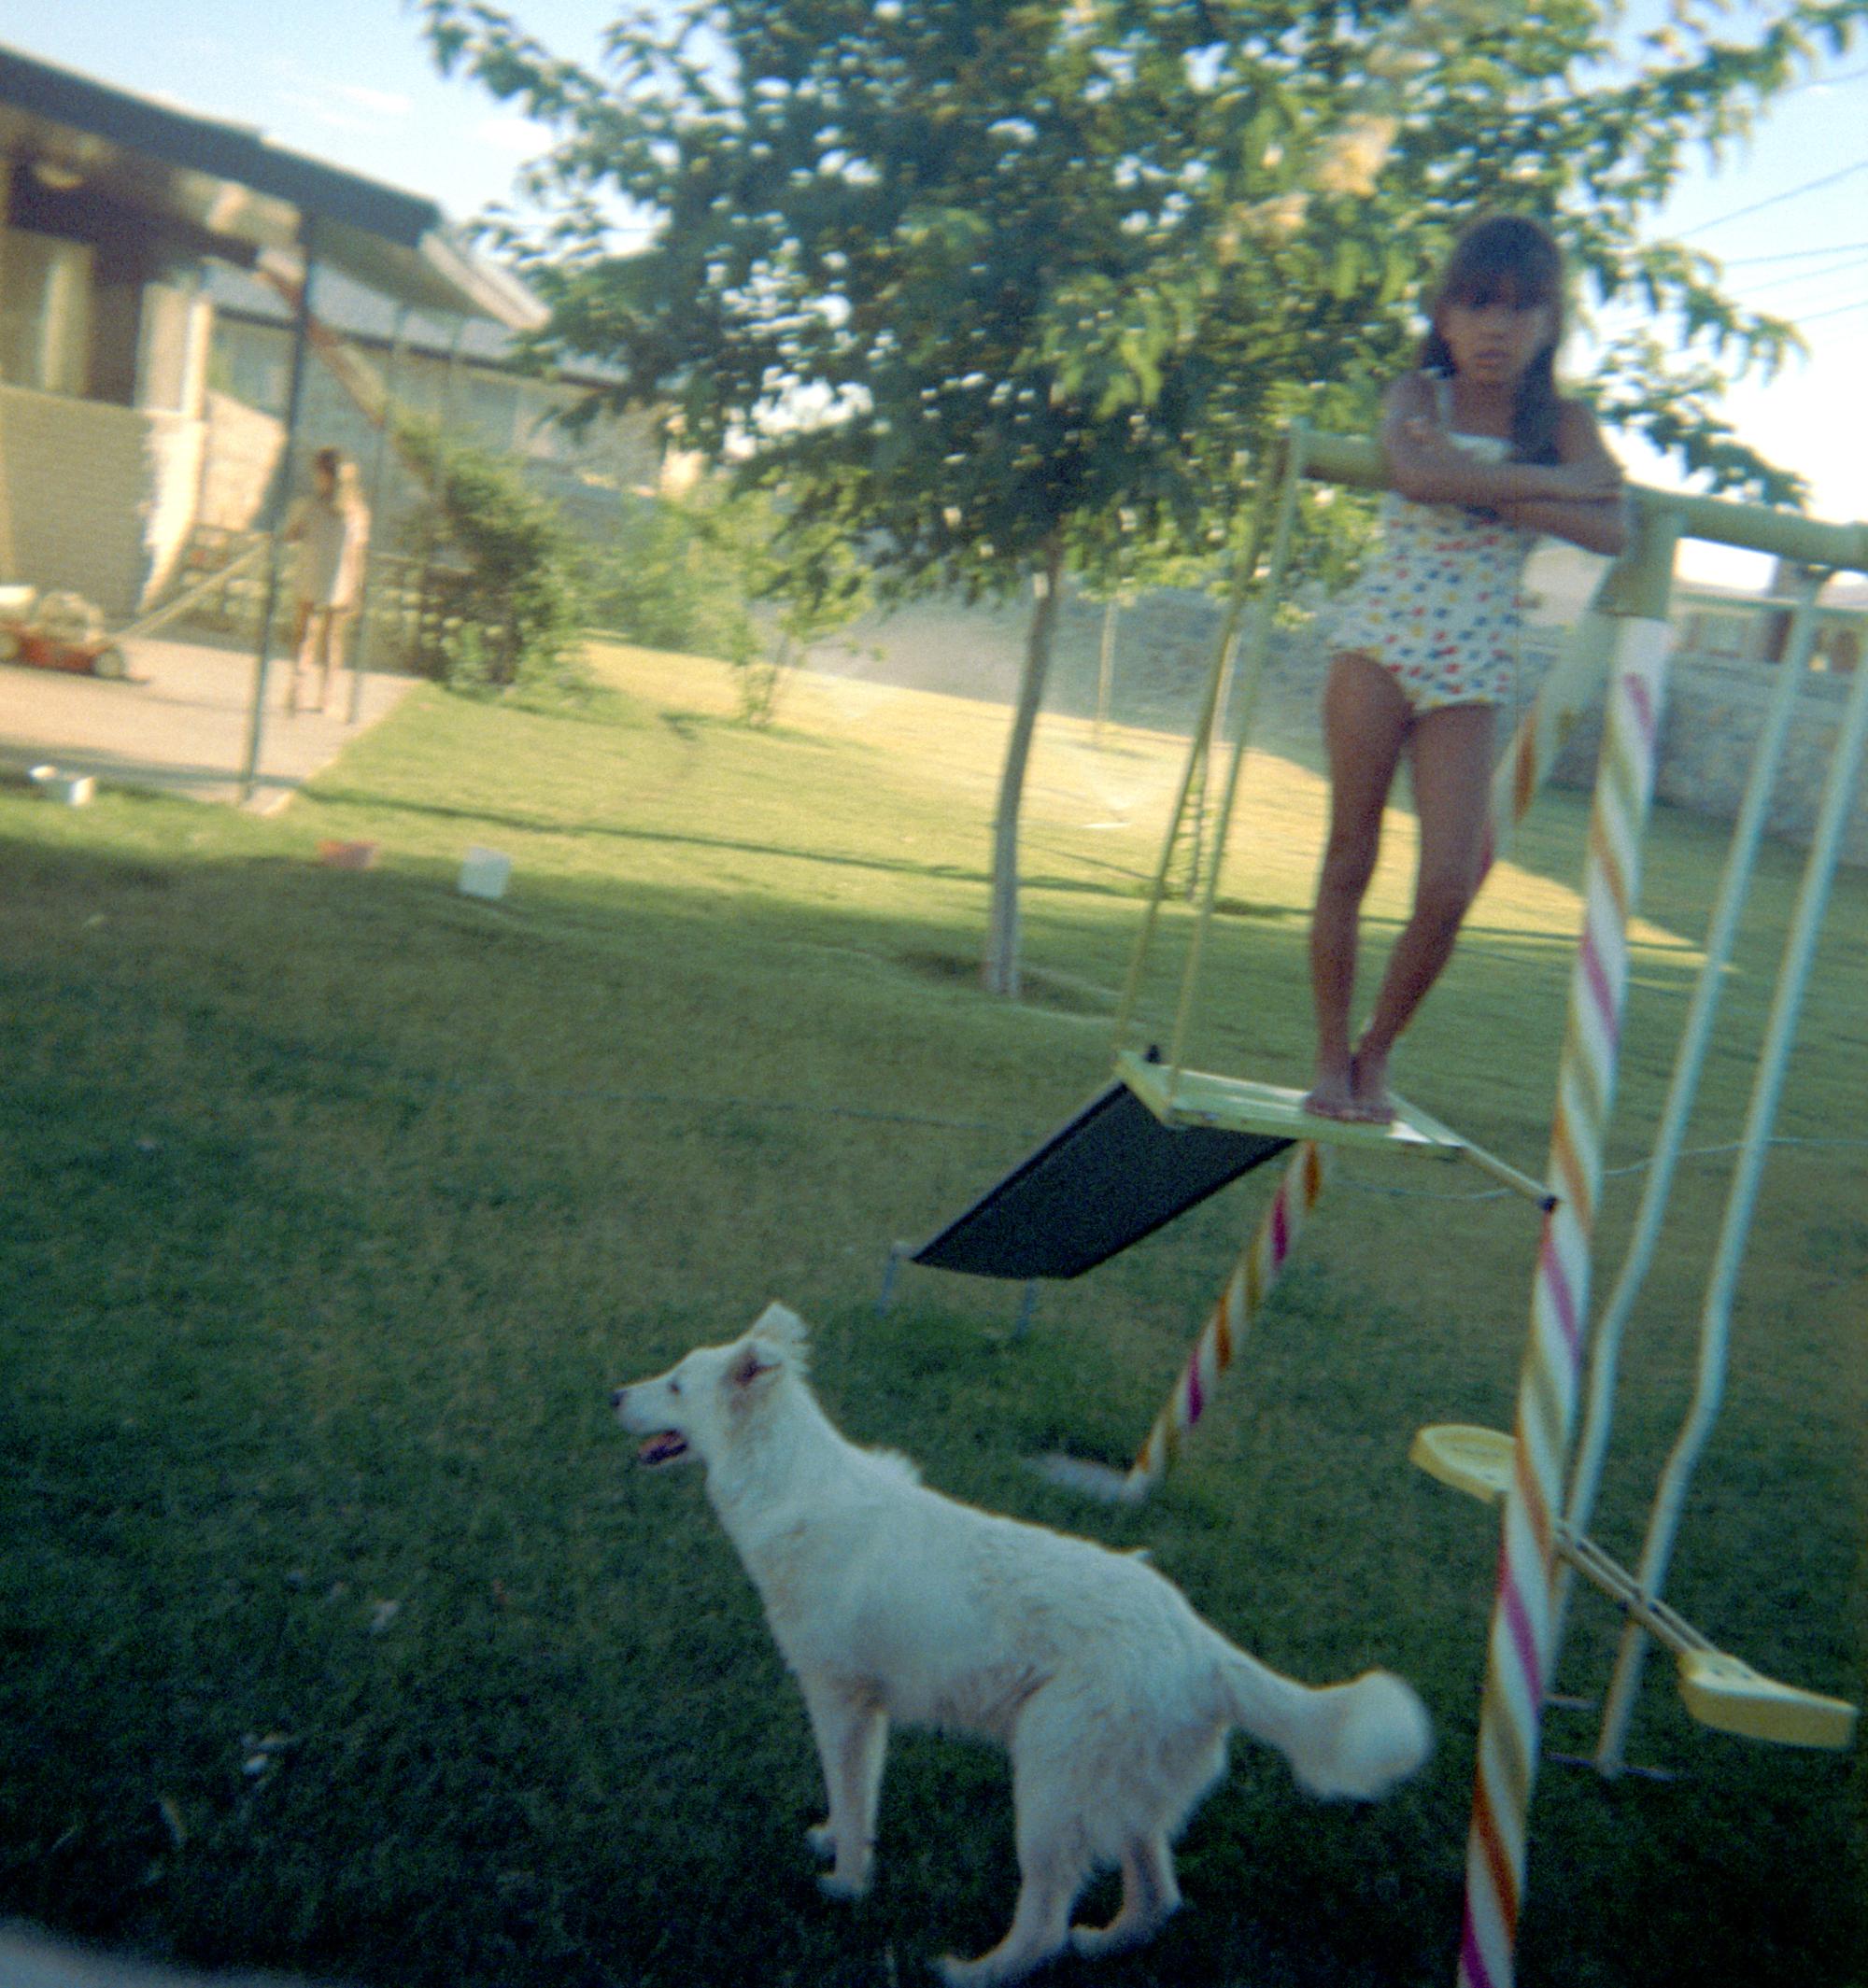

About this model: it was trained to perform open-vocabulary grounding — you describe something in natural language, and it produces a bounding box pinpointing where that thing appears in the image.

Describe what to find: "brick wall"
[0,382,204,617]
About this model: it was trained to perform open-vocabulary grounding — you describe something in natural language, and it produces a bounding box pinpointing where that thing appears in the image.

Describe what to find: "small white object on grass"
[459,846,512,900]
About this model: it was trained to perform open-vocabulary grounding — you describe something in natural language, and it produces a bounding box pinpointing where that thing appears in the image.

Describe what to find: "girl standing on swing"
[1304,214,1630,1123]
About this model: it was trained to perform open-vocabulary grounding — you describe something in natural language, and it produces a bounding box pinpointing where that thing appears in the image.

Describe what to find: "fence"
[158,527,477,680]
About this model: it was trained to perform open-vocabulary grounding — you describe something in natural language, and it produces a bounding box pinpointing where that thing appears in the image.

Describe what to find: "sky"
[3,0,1863,587]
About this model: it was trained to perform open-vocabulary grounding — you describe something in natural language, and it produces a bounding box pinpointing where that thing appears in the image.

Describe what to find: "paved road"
[0,637,419,815]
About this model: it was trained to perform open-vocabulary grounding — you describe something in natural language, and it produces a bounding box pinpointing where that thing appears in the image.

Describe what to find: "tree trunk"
[1096,596,1119,742]
[984,533,1066,997]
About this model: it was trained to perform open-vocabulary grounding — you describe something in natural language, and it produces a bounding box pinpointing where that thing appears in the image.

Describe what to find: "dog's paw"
[1069,1908,1176,1962]
[807,1822,836,1861]
[817,1868,870,1903]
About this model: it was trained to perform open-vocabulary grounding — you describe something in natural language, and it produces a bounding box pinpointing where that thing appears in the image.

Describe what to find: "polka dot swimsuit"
[1327,374,1539,713]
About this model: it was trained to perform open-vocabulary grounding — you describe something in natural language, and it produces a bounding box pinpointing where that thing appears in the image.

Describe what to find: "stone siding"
[197,389,286,533]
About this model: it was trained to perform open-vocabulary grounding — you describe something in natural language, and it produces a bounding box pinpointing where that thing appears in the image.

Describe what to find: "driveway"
[0,635,420,814]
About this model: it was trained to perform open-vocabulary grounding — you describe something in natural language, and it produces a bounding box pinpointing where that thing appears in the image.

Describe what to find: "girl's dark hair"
[1417,215,1564,464]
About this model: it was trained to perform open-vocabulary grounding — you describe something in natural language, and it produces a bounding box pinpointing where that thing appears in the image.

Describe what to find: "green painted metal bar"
[1297,431,1868,575]
[240,218,318,804]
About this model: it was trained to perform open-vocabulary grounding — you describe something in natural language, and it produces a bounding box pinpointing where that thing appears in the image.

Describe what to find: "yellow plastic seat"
[1410,1424,1861,1752]
[1676,1651,1859,1752]
[1409,1423,1516,1504]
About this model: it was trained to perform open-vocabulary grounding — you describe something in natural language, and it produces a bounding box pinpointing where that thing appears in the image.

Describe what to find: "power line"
[1724,238,1868,266]
[1785,61,1868,91]
[1793,295,1868,326]
[1679,156,1868,237]
[1743,253,1868,296]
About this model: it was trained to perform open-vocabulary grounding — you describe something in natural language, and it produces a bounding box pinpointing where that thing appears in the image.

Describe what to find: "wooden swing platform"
[1113,1050,1556,1209]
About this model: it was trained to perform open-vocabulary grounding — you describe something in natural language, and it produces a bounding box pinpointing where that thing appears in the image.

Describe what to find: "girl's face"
[313,461,337,498]
[1436,291,1555,388]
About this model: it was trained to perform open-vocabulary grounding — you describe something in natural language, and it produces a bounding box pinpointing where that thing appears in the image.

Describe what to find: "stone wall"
[1550,647,1867,867]
[807,580,1268,737]
[197,388,286,533]
[808,578,1866,867]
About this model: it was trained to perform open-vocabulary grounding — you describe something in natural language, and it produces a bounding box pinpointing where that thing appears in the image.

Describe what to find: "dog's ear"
[727,1304,806,1402]
[750,1302,808,1353]
[726,1342,781,1397]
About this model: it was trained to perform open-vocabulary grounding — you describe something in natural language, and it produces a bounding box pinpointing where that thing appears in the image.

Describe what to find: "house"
[0,41,547,622]
[198,258,680,552]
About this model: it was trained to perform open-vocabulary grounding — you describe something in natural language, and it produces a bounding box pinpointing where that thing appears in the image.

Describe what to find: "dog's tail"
[1220,1651,1432,1801]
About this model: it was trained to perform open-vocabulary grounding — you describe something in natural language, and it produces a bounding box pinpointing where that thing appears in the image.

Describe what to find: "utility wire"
[1740,253,1868,297]
[1792,295,1868,325]
[1724,237,1868,266]
[1678,156,1868,237]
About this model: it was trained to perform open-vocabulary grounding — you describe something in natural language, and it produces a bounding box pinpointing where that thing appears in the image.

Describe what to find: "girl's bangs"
[1441,264,1556,312]
[1438,219,1563,313]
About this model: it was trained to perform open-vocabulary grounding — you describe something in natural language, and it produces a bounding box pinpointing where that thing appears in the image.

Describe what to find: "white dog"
[612,1304,1431,1986]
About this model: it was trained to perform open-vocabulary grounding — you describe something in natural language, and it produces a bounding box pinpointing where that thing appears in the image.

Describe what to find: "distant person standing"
[285,446,371,714]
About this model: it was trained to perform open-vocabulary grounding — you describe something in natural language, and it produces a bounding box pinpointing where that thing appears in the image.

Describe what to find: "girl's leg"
[310,611,337,709]
[1304,654,1409,1120]
[327,607,357,714]
[288,601,313,712]
[1351,699,1496,1118]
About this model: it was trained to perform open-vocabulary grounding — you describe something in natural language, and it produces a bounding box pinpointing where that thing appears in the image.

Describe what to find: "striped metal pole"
[1557,571,1824,1654]
[1484,609,1618,880]
[1456,507,1680,1988]
[1125,1139,1328,1496]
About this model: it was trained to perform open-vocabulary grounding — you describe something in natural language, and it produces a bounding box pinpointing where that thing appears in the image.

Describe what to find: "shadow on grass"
[310,781,1157,901]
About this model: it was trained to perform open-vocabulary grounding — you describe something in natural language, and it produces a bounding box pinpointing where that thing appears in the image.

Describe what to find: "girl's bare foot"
[1347,1049,1394,1123]
[1302,1062,1361,1121]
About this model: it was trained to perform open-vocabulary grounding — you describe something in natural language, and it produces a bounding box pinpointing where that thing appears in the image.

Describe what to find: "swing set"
[899,425,1866,1988]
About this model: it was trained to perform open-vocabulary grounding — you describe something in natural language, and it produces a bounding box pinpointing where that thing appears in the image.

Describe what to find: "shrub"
[395,416,588,695]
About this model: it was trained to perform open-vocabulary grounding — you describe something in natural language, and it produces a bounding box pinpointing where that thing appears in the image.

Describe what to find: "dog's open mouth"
[638,1431,688,1467]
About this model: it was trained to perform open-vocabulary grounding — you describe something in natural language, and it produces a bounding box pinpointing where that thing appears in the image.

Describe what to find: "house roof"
[204,259,623,388]
[0,41,543,329]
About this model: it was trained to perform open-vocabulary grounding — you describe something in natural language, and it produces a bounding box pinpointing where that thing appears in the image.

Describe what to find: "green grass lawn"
[2,642,1862,1988]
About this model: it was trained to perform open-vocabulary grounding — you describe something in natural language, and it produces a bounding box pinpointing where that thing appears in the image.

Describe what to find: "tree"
[584,482,870,724]
[422,0,1865,991]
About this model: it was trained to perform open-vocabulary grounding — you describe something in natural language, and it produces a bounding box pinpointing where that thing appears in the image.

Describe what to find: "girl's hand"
[1399,415,1459,457]
[1550,455,1624,502]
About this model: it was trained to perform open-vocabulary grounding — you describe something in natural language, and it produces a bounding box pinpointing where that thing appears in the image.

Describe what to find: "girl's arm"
[1380,374,1623,511]
[1487,401,1630,557]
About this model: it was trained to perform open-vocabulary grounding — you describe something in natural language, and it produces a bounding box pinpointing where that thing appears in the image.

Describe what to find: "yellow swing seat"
[1409,1423,1860,1753]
